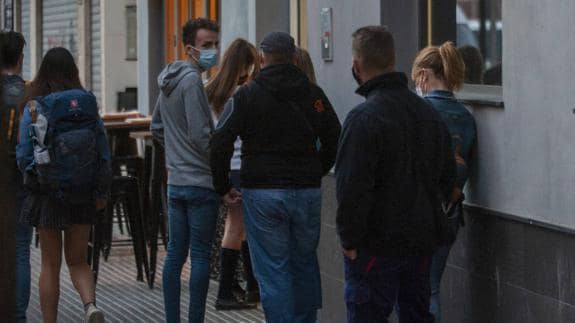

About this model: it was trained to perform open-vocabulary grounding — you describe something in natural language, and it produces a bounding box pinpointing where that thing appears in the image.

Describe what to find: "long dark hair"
[20,47,83,112]
[205,39,259,116]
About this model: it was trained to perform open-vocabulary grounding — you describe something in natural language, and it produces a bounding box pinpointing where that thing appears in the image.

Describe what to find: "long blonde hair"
[411,41,465,91]
[206,38,260,116]
[294,48,317,84]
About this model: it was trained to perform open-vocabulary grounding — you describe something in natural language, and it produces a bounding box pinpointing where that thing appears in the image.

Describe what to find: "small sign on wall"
[320,7,333,61]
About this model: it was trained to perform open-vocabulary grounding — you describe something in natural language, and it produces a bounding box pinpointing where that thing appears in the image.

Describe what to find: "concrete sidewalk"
[27,244,265,322]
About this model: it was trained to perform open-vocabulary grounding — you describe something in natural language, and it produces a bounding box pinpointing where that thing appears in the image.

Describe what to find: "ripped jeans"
[344,252,434,323]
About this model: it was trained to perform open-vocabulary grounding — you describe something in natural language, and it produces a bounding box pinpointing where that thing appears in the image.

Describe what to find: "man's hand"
[223,188,242,206]
[342,248,357,261]
[451,187,463,204]
[95,198,107,211]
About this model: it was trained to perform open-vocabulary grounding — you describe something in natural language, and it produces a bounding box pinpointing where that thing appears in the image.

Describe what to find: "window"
[126,5,137,60]
[3,0,14,30]
[456,0,502,85]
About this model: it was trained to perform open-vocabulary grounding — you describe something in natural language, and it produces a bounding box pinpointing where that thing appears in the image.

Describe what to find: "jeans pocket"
[345,278,370,305]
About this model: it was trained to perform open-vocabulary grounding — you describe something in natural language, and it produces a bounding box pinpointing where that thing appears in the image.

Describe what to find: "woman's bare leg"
[38,228,63,323]
[221,203,244,250]
[64,224,95,305]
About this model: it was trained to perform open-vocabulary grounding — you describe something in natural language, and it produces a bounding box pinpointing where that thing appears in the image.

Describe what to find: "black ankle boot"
[216,248,255,310]
[241,242,260,304]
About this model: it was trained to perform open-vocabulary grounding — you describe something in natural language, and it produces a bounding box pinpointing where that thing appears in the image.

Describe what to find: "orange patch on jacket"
[314,99,326,113]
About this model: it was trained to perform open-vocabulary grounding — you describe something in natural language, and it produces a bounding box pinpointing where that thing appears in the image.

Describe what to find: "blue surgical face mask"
[192,47,218,70]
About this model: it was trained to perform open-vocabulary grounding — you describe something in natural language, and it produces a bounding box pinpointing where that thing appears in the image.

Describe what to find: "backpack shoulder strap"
[28,100,38,123]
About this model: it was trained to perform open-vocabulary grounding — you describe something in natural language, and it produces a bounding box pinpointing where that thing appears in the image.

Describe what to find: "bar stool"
[147,140,168,289]
[98,175,150,283]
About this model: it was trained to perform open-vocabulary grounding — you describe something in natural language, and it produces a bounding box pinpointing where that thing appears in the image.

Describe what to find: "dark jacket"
[210,64,341,195]
[335,72,456,256]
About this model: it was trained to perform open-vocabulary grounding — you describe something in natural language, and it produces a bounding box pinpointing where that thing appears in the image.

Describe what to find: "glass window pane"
[126,5,137,60]
[456,0,502,85]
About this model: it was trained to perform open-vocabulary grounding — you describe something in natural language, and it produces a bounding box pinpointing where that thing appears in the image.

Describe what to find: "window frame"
[423,0,503,107]
[125,4,138,61]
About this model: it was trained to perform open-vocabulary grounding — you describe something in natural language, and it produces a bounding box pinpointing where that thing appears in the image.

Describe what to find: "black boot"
[216,248,255,310]
[241,242,260,304]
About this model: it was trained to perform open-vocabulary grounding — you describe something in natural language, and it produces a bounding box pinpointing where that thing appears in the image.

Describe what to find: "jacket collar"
[356,72,408,98]
[425,90,456,100]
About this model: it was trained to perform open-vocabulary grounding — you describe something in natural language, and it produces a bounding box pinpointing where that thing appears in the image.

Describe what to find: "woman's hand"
[223,188,242,207]
[95,198,107,211]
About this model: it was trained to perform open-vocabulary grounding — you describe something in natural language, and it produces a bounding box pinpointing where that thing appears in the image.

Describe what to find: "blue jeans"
[16,222,32,323]
[16,178,32,323]
[162,185,220,323]
[242,188,322,323]
[429,244,453,323]
[345,253,434,323]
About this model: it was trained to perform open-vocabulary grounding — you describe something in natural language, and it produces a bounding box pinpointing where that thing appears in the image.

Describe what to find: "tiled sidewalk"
[27,245,265,322]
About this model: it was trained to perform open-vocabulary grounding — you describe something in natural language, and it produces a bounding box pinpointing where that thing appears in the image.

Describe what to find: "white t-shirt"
[211,109,242,171]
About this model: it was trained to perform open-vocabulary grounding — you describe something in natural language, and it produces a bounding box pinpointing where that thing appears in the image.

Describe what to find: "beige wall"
[101,0,137,112]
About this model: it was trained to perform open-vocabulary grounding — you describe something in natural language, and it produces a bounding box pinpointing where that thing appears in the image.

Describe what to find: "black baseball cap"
[260,31,296,54]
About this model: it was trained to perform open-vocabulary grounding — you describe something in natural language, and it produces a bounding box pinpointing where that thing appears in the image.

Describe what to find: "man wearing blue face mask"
[150,18,221,323]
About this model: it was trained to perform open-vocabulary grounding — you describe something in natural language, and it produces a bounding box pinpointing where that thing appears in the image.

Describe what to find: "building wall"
[220,0,289,53]
[220,0,250,51]
[440,1,575,321]
[254,0,289,45]
[465,0,575,230]
[101,0,137,112]
[306,0,380,120]
[380,0,420,78]
[442,207,575,323]
[308,0,575,322]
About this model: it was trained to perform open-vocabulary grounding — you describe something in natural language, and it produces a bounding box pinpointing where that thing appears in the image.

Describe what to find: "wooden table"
[104,118,151,157]
[102,111,143,122]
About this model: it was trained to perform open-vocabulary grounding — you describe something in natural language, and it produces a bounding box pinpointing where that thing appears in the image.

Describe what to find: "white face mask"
[416,86,424,97]
[416,70,427,97]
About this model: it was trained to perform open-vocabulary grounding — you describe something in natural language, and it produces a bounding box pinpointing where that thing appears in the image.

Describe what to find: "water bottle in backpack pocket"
[31,110,51,165]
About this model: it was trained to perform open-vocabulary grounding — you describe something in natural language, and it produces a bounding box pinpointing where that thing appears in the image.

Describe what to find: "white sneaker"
[85,304,105,323]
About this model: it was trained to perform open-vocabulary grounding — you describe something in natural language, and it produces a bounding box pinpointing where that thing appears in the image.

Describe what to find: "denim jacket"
[425,90,477,190]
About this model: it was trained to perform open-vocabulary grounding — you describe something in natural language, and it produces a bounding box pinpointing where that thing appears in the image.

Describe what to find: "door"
[164,0,219,63]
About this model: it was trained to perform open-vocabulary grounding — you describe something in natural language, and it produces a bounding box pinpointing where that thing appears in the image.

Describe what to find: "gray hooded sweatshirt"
[151,61,215,188]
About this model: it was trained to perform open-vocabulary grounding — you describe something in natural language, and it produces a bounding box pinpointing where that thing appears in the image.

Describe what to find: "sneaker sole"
[87,310,105,323]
